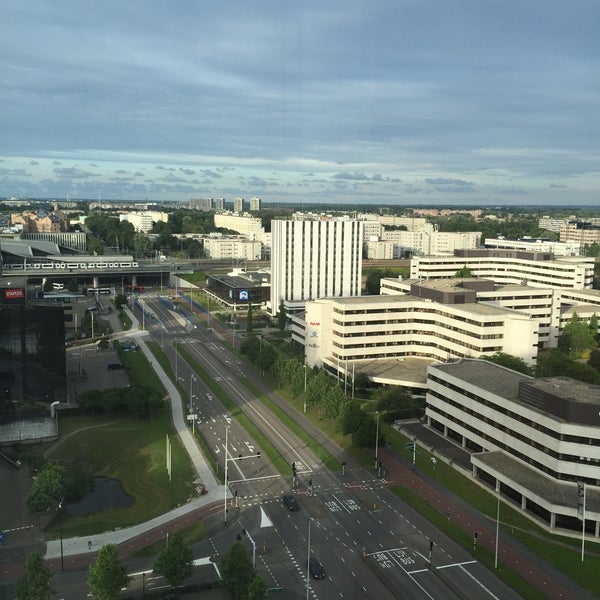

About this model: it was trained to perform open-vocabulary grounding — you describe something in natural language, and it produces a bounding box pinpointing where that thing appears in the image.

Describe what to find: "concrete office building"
[380,278,600,349]
[560,221,600,246]
[426,359,600,536]
[203,236,262,261]
[249,197,261,211]
[270,217,363,316]
[484,237,581,257]
[410,249,594,290]
[300,292,538,386]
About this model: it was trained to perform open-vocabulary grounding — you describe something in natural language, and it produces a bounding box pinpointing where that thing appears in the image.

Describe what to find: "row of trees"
[77,384,166,418]
[239,336,427,447]
[16,537,271,600]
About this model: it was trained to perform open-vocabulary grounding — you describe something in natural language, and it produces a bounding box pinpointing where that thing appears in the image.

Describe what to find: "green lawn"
[47,414,195,538]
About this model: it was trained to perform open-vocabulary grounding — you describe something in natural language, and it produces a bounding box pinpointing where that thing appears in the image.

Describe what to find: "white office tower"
[270,217,363,316]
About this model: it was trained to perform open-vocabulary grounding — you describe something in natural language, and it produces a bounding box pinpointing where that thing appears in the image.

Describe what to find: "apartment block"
[233,197,244,213]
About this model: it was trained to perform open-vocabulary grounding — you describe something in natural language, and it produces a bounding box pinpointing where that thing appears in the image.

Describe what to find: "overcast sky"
[1,1,599,206]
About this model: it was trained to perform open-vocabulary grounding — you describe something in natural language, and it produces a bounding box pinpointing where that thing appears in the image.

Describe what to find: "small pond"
[65,476,134,516]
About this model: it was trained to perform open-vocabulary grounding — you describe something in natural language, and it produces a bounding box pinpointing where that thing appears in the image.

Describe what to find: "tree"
[220,541,255,600]
[323,384,346,419]
[364,268,409,295]
[87,544,129,600]
[16,552,54,600]
[536,348,600,384]
[277,300,287,331]
[481,352,534,376]
[246,573,270,600]
[153,533,194,588]
[589,348,600,372]
[114,293,128,310]
[305,370,330,408]
[68,277,79,293]
[455,265,472,278]
[246,302,254,333]
[26,463,66,518]
[353,414,381,448]
[559,312,597,357]
[340,401,364,436]
[43,279,53,293]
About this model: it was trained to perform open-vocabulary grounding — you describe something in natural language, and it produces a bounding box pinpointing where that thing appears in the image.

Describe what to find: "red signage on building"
[309,321,320,326]
[4,288,25,299]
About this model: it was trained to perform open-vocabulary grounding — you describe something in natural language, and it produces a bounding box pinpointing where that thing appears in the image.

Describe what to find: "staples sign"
[4,288,24,299]
[309,321,320,326]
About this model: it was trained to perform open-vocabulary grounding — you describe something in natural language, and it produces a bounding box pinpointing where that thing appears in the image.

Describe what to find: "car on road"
[282,492,300,511]
[308,556,326,579]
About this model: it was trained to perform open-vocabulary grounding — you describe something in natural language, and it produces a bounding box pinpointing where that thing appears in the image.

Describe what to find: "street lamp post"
[495,483,500,569]
[303,363,307,413]
[306,518,314,600]
[58,500,64,571]
[374,411,380,469]
[224,425,230,523]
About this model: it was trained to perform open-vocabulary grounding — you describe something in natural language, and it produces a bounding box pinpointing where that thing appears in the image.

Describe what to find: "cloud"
[0,3,598,205]
[425,177,474,187]
[53,167,98,179]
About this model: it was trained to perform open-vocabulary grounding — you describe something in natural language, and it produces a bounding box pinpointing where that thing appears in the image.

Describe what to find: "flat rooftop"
[527,377,600,406]
[430,358,531,401]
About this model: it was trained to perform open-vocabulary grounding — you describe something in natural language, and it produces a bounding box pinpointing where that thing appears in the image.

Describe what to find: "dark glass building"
[0,279,66,407]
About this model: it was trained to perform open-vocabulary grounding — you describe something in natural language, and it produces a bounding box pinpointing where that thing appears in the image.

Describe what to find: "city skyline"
[1,1,599,206]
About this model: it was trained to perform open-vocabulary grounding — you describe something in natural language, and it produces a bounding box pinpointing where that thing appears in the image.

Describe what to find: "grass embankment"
[46,345,196,538]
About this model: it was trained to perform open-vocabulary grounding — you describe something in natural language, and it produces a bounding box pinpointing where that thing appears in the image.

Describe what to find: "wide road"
[138,294,522,599]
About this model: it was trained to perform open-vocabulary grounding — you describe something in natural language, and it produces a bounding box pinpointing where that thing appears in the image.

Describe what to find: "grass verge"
[178,346,289,475]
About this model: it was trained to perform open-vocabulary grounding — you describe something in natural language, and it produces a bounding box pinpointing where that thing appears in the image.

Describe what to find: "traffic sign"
[405,442,415,449]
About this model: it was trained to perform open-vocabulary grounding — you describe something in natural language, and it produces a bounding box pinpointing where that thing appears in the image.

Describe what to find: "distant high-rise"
[214,197,225,211]
[233,197,244,213]
[249,197,261,211]
[270,217,363,316]
[189,198,213,211]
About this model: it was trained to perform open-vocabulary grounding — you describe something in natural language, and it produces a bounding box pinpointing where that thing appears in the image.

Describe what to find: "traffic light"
[309,479,312,487]
[292,462,296,474]
[429,540,434,551]
[474,531,479,539]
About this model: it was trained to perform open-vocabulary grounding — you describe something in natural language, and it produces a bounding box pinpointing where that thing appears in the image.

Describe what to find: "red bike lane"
[381,448,582,600]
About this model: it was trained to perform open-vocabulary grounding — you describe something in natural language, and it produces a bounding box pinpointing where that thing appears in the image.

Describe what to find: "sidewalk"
[46,304,225,561]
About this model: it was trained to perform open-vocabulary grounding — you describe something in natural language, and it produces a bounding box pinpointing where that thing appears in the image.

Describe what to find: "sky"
[1,1,599,206]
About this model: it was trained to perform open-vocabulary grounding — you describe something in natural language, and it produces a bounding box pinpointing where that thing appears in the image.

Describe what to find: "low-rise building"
[410,249,594,290]
[300,292,538,385]
[426,359,600,536]
[381,277,600,349]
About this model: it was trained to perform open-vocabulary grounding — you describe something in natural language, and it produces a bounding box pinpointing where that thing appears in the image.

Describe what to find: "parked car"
[107,363,124,370]
[282,493,300,511]
[308,556,326,579]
